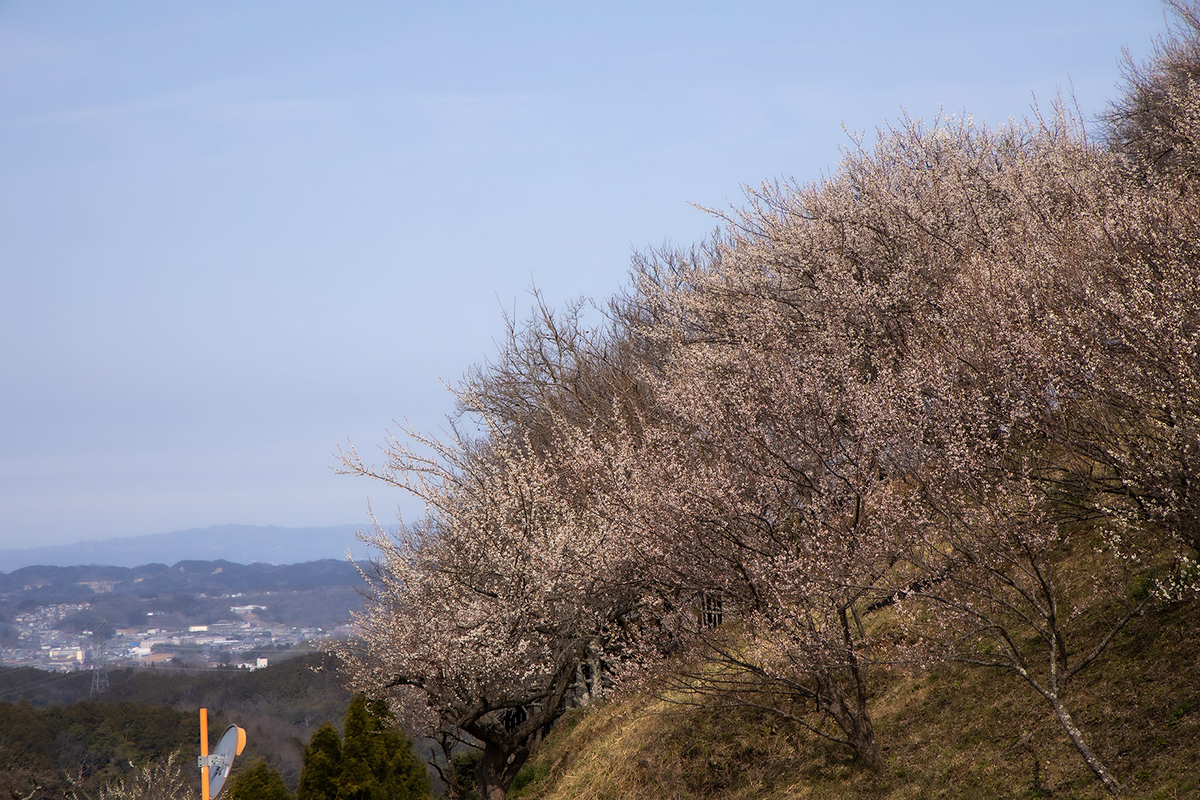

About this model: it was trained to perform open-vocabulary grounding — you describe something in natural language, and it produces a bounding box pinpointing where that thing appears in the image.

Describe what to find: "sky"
[0,1,1172,551]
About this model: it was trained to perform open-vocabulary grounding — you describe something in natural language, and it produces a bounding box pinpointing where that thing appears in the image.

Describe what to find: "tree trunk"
[475,742,533,800]
[1050,697,1123,795]
[834,608,882,771]
[816,669,882,771]
[828,698,881,771]
[849,711,882,772]
[475,747,509,800]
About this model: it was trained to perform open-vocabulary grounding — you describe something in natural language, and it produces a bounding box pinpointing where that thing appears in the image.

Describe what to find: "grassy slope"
[511,600,1198,800]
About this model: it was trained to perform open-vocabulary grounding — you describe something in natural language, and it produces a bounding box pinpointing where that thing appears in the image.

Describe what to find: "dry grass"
[513,599,1199,800]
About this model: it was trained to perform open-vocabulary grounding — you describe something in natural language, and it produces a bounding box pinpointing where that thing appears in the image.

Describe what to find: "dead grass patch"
[513,598,1198,799]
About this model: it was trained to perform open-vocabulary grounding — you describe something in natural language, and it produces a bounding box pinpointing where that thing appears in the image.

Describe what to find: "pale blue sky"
[0,1,1169,550]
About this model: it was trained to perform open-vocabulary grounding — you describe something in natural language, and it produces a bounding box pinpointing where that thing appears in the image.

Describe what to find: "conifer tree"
[296,696,430,800]
[366,699,431,800]
[338,695,431,800]
[296,723,341,800]
[226,760,291,800]
[336,696,376,800]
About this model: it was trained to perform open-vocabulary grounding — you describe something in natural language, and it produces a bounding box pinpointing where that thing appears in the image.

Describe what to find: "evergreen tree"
[337,695,431,800]
[296,723,342,800]
[336,695,377,800]
[296,696,430,800]
[363,699,431,800]
[225,760,291,800]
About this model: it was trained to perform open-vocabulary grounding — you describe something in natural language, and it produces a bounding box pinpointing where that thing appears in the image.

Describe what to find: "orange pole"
[200,707,209,800]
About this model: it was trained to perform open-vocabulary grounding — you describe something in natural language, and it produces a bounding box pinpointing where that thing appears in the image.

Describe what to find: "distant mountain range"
[0,557,366,597]
[0,524,384,572]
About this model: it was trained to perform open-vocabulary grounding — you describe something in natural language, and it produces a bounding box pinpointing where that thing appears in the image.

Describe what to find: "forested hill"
[0,649,348,711]
[0,652,352,798]
[0,558,367,660]
[0,558,365,601]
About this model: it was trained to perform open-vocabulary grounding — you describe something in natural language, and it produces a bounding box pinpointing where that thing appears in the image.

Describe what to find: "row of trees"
[335,5,1200,797]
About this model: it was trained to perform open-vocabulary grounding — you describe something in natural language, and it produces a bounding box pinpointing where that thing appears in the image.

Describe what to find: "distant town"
[0,558,366,673]
[2,594,351,672]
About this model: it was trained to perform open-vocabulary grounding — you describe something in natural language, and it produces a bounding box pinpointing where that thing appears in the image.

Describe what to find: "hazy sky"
[0,1,1170,550]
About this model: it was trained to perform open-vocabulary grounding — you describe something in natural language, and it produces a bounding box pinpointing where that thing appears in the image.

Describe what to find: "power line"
[0,669,86,700]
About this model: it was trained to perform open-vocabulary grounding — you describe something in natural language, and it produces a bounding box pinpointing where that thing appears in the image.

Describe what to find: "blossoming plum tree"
[334,8,1200,797]
[335,427,637,800]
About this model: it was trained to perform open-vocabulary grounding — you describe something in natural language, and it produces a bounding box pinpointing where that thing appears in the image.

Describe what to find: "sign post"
[200,708,210,800]
[197,709,246,800]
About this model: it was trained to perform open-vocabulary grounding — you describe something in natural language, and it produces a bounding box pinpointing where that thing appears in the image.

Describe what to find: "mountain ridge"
[0,523,380,572]
[0,557,367,596]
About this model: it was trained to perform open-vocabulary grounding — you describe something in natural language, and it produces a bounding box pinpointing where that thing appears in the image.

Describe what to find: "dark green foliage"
[0,664,94,706]
[295,695,430,800]
[0,698,193,796]
[0,699,54,770]
[296,723,341,800]
[337,695,431,800]
[510,760,549,794]
[0,655,352,795]
[227,759,293,800]
[453,751,480,798]
[0,651,349,713]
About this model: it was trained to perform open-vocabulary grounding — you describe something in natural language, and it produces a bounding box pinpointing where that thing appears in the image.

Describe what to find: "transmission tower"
[89,637,109,695]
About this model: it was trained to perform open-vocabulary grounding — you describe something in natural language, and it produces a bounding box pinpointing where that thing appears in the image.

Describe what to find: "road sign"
[198,709,246,800]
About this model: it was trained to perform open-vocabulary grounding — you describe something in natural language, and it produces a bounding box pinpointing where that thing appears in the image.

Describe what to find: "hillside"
[0,557,366,600]
[508,599,1199,800]
[0,652,352,798]
[325,6,1200,799]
